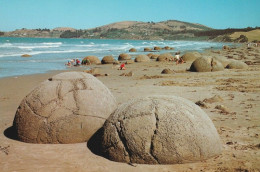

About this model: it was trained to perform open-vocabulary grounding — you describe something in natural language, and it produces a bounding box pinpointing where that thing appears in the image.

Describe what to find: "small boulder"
[154,46,162,50]
[118,53,131,61]
[161,68,174,74]
[190,57,224,72]
[101,55,115,64]
[135,55,150,62]
[99,96,222,164]
[129,48,137,52]
[156,53,174,62]
[226,60,248,69]
[82,56,101,65]
[21,54,32,57]
[144,47,152,52]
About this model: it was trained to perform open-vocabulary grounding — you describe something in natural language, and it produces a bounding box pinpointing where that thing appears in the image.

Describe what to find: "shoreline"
[0,45,259,171]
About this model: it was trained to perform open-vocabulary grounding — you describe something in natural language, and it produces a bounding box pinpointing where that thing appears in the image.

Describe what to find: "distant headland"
[0,20,259,42]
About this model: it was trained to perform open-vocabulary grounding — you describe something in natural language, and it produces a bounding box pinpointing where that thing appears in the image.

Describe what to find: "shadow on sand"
[4,126,18,141]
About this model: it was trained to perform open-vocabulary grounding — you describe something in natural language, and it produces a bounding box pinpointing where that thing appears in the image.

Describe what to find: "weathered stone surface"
[118,53,131,61]
[82,56,101,64]
[13,72,117,144]
[135,55,150,62]
[100,96,222,164]
[190,57,224,72]
[101,55,115,64]
[156,53,174,62]
[226,60,248,69]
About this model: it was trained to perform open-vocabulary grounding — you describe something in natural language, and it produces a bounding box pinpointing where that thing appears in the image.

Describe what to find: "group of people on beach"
[65,58,81,67]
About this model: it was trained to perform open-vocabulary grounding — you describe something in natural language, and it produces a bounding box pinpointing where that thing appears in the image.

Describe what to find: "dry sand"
[0,45,259,172]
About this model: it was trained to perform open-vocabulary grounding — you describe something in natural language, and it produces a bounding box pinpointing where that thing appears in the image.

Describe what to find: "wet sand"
[0,45,259,171]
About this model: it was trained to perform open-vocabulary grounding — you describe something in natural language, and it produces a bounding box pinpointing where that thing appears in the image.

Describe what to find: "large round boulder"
[156,53,174,62]
[100,96,222,164]
[134,55,150,62]
[13,72,117,144]
[101,55,115,64]
[190,57,224,72]
[226,60,248,69]
[181,52,201,62]
[118,53,131,61]
[82,56,101,64]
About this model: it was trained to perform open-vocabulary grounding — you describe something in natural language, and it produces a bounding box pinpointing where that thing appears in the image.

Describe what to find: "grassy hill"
[230,29,260,42]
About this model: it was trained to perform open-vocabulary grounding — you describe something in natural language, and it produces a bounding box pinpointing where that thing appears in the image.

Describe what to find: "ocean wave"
[42,42,63,45]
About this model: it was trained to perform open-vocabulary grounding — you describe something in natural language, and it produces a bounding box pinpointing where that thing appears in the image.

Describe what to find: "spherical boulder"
[190,57,224,72]
[101,55,115,64]
[13,72,117,144]
[154,46,162,50]
[134,55,150,62]
[82,56,101,65]
[156,53,174,62]
[226,60,248,69]
[129,48,137,52]
[181,52,201,62]
[100,96,222,164]
[146,53,153,58]
[144,47,152,52]
[118,53,131,61]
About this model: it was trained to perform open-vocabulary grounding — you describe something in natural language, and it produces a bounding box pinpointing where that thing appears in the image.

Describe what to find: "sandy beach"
[0,45,260,172]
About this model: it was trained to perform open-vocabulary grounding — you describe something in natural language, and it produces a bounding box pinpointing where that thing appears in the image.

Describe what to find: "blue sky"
[0,0,259,31]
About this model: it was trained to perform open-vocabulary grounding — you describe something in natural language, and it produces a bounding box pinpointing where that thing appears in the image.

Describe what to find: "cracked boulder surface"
[13,72,117,144]
[101,96,222,164]
[190,56,224,72]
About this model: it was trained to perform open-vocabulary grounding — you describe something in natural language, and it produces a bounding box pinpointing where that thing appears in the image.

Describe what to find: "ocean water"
[0,37,236,78]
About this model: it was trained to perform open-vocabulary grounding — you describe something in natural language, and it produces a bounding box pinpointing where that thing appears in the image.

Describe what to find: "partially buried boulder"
[226,60,248,69]
[13,72,117,144]
[82,56,101,64]
[101,55,115,64]
[190,57,224,72]
[156,53,174,62]
[213,56,231,68]
[118,53,131,61]
[154,46,162,50]
[98,96,222,164]
[134,55,150,62]
[161,68,174,74]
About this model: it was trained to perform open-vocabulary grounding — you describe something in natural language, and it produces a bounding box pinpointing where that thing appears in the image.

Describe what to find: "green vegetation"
[0,31,4,36]
[60,30,85,38]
